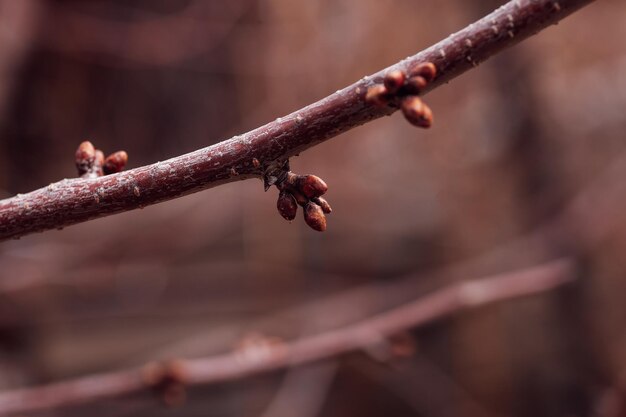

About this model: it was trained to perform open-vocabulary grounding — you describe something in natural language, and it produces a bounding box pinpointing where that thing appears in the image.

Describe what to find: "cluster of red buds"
[365,62,437,128]
[141,359,188,407]
[275,172,332,232]
[75,140,128,178]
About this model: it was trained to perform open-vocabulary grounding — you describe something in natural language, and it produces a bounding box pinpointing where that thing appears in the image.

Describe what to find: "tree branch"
[0,0,594,240]
[0,258,575,415]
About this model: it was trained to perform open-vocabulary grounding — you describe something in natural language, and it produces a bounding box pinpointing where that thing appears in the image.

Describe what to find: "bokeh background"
[1,0,625,416]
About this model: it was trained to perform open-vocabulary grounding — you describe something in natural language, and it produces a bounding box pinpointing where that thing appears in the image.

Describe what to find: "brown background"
[1,1,625,416]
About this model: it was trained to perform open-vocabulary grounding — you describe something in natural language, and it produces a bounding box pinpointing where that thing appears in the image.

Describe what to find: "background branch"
[0,0,594,241]
[0,258,574,415]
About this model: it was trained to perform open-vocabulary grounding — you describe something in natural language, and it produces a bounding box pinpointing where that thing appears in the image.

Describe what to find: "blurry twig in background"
[258,362,338,417]
[0,258,574,415]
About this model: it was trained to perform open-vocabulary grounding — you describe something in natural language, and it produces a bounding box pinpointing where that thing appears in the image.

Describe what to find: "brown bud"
[304,202,327,232]
[277,190,298,221]
[312,197,332,214]
[383,70,406,94]
[410,62,437,82]
[297,175,328,198]
[92,150,104,177]
[365,84,390,107]
[291,189,309,207]
[405,75,428,94]
[103,150,128,175]
[401,96,433,128]
[75,141,96,175]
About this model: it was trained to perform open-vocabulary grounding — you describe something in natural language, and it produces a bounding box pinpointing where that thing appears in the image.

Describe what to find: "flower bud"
[93,149,105,177]
[365,84,390,107]
[383,70,405,94]
[103,150,128,174]
[304,202,326,232]
[410,62,437,82]
[312,197,332,214]
[277,190,298,221]
[75,141,96,175]
[297,175,328,198]
[405,75,428,94]
[401,96,433,128]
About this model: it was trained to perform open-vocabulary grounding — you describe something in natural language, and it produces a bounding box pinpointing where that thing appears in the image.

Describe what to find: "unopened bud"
[312,197,332,214]
[365,84,390,107]
[103,150,128,175]
[297,175,328,199]
[410,62,437,82]
[304,202,326,232]
[75,141,96,175]
[401,96,433,128]
[291,189,309,207]
[92,149,105,177]
[405,75,428,94]
[277,190,298,221]
[383,70,406,94]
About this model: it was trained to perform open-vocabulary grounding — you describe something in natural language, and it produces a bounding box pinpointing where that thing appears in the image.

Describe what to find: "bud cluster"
[364,62,437,128]
[275,172,332,232]
[75,140,128,178]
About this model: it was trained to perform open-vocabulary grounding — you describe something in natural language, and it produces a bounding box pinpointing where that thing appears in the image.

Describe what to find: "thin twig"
[0,258,575,415]
[0,0,594,240]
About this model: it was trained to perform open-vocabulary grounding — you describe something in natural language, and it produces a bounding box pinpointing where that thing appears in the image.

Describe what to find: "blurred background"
[1,0,625,416]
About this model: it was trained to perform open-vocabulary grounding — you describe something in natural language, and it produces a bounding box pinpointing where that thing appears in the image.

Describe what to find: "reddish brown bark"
[0,0,594,240]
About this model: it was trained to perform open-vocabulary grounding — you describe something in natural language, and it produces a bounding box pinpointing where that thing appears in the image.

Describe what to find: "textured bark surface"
[0,0,594,240]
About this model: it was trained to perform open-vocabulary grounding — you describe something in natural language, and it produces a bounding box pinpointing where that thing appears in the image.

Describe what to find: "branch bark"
[0,0,594,240]
[0,258,574,415]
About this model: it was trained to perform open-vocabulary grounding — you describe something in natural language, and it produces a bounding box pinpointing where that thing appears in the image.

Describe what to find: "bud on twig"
[103,151,129,175]
[297,175,328,199]
[383,70,406,94]
[405,75,428,94]
[304,202,327,232]
[410,62,437,82]
[93,150,105,177]
[312,197,332,214]
[401,96,433,128]
[277,190,298,221]
[365,84,390,107]
[75,141,96,176]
